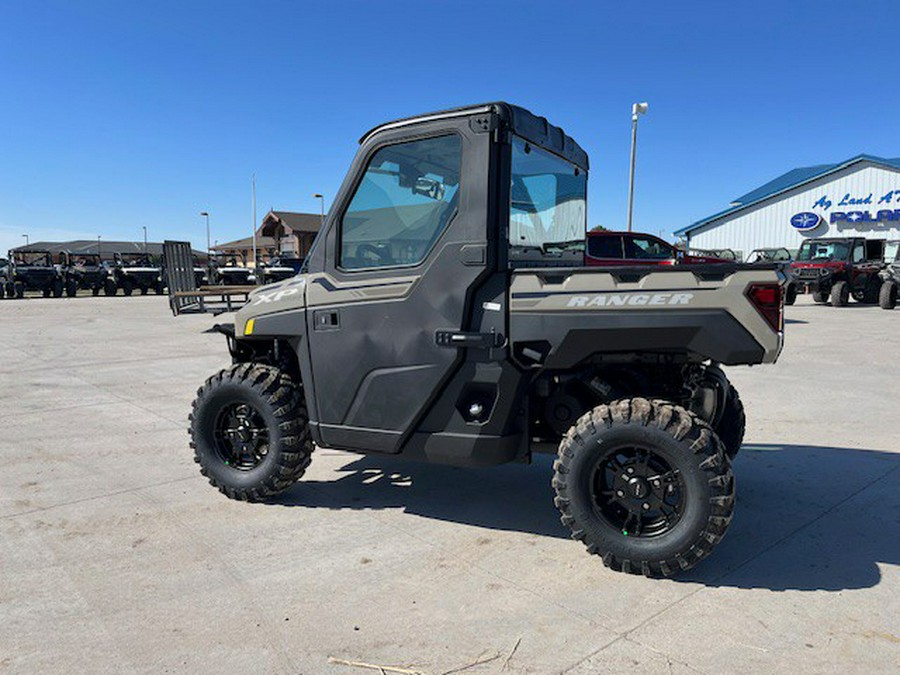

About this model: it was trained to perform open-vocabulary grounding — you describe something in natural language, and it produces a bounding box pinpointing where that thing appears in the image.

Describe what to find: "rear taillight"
[746,283,783,332]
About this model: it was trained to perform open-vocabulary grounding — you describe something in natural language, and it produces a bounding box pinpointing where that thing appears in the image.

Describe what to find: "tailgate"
[508,266,783,367]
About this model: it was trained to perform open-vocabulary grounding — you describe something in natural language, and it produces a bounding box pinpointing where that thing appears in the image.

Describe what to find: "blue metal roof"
[675,154,900,237]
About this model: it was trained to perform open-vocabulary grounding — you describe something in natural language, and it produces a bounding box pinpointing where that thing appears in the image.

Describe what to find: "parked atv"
[111,252,164,296]
[5,250,64,298]
[257,256,303,284]
[63,252,114,296]
[0,257,10,299]
[790,237,884,307]
[879,240,899,309]
[187,102,785,577]
[192,256,210,287]
[208,252,257,285]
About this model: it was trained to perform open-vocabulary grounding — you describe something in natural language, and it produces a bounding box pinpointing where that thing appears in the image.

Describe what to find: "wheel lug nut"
[616,490,625,497]
[653,480,660,487]
[642,503,650,510]
[627,467,634,474]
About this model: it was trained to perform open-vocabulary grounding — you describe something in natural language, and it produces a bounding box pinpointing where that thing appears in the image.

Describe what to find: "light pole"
[22,234,29,247]
[142,226,147,253]
[626,101,649,232]
[312,193,325,228]
[251,175,258,269]
[200,211,210,254]
[97,235,101,257]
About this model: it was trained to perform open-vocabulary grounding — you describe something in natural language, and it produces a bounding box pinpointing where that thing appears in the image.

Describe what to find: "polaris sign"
[790,212,822,231]
[831,209,900,231]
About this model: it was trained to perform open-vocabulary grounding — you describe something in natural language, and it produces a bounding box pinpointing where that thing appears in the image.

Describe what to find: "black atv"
[5,250,64,298]
[111,252,164,296]
[63,252,115,296]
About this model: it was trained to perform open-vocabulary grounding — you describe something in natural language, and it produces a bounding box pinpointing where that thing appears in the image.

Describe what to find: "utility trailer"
[164,240,256,315]
[186,103,785,576]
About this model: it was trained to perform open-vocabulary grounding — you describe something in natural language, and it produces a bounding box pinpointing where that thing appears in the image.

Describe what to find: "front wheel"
[830,280,849,307]
[553,398,734,576]
[880,281,897,310]
[812,290,828,303]
[104,278,117,296]
[189,363,314,501]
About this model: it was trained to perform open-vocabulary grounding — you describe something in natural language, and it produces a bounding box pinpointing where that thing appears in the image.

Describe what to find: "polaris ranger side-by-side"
[879,240,900,309]
[5,250,65,298]
[111,252,164,295]
[790,237,884,307]
[189,103,785,576]
[208,252,257,285]
[63,252,114,296]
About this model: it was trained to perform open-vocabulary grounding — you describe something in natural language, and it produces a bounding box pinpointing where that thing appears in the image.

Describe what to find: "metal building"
[675,155,900,259]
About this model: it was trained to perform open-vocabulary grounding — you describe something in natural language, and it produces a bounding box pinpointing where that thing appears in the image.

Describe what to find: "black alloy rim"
[591,446,685,538]
[213,402,270,470]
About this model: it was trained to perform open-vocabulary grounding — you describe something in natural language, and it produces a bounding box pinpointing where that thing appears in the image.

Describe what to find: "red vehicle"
[584,231,729,266]
[790,237,884,307]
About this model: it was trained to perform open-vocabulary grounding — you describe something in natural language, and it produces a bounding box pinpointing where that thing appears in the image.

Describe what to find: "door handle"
[313,309,340,330]
[435,330,505,349]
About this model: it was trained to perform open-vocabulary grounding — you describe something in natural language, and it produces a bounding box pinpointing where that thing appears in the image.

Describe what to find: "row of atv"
[0,251,164,299]
[785,236,900,309]
[0,250,303,299]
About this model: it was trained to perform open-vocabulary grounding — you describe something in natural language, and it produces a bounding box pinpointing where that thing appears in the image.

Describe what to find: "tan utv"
[188,103,785,576]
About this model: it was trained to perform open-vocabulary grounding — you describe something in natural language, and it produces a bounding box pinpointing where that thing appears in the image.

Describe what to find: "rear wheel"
[65,279,77,297]
[784,283,797,306]
[42,287,51,298]
[830,280,849,307]
[189,363,314,501]
[121,278,133,296]
[104,278,117,296]
[812,290,828,303]
[140,286,148,295]
[553,398,734,576]
[880,281,897,310]
[14,282,24,299]
[51,279,64,298]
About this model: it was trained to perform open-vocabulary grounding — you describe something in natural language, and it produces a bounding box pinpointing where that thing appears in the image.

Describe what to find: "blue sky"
[1,0,897,254]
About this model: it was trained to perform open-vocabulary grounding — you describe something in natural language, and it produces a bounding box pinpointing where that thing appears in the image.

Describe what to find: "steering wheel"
[354,243,394,266]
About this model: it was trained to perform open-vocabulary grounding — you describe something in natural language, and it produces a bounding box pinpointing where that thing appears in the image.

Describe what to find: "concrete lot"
[1,295,898,674]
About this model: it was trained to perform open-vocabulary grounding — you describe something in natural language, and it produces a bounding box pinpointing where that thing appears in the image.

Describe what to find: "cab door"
[303,119,493,453]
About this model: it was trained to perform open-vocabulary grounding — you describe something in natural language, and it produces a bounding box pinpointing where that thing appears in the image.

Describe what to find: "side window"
[587,235,623,259]
[625,235,673,260]
[852,242,865,263]
[340,135,461,270]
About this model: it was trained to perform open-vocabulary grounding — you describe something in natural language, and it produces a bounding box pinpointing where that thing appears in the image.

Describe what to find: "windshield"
[15,252,50,266]
[509,136,586,259]
[885,241,899,263]
[796,240,850,262]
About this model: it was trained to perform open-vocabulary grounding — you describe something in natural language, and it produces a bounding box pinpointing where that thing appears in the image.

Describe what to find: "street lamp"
[626,101,649,233]
[142,226,147,253]
[22,234,29,247]
[97,235,102,257]
[200,211,210,254]
[312,193,325,228]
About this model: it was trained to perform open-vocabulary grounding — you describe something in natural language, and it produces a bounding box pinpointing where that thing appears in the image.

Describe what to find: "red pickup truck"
[584,231,728,266]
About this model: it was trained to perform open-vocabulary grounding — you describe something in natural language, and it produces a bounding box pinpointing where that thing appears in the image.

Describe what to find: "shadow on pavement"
[273,443,899,591]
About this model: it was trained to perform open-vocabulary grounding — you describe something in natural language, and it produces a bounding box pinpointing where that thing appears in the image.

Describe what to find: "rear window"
[587,235,623,259]
[624,235,673,260]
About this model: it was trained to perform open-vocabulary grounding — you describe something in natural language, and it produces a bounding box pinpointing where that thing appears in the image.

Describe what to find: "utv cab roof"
[360,102,589,171]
